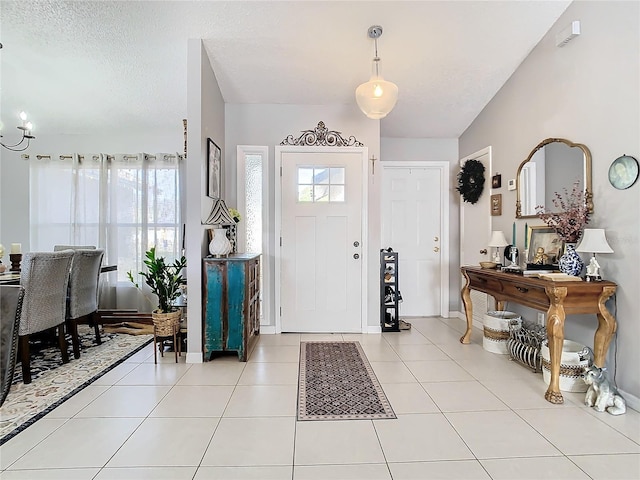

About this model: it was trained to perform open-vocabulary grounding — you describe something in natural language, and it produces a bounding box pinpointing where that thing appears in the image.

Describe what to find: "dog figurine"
[582,365,626,415]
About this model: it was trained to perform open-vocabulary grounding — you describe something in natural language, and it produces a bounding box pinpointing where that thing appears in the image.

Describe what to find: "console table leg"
[460,270,473,344]
[593,285,617,367]
[544,286,567,404]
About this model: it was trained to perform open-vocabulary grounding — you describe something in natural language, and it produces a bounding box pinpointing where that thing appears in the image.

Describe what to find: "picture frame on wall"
[527,226,564,265]
[490,194,502,216]
[491,174,502,188]
[207,138,221,199]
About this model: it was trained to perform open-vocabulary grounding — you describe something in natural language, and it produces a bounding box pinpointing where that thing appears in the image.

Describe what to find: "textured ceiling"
[0,1,571,139]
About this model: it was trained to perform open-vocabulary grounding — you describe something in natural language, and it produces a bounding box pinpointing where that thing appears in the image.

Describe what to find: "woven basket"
[541,339,592,392]
[483,311,521,354]
[152,310,181,337]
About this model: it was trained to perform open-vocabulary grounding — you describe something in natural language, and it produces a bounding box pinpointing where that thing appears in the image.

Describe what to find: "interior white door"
[279,150,364,332]
[381,165,444,316]
[460,148,492,268]
[459,148,492,321]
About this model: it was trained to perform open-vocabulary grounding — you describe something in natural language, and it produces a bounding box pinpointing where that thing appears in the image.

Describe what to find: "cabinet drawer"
[466,271,502,293]
[502,281,549,308]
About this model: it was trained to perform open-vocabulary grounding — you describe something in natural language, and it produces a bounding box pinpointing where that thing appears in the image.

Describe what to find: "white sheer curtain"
[29,152,183,311]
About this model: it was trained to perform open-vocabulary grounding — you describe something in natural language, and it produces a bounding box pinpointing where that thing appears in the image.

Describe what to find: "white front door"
[277,148,366,333]
[381,162,449,317]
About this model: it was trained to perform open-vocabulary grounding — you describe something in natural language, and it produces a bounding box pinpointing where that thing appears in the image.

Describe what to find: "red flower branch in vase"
[536,181,591,244]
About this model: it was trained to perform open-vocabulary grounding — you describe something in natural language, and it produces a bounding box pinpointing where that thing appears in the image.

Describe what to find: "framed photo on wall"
[207,138,221,199]
[527,226,564,265]
[490,194,502,216]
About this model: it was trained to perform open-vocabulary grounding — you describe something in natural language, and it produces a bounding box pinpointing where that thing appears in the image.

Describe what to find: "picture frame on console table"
[527,226,563,266]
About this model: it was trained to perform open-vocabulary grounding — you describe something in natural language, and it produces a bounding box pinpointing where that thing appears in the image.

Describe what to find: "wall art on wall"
[492,174,502,188]
[527,226,564,265]
[490,193,502,216]
[207,138,221,199]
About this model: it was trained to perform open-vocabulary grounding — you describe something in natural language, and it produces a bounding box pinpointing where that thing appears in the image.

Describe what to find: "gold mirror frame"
[515,137,593,218]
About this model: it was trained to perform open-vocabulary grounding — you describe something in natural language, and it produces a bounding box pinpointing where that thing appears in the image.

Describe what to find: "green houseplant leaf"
[127,247,187,313]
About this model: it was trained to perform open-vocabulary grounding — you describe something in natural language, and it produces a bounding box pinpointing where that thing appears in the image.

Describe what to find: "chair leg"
[174,329,178,363]
[58,325,70,364]
[69,317,81,359]
[91,311,102,345]
[19,335,32,384]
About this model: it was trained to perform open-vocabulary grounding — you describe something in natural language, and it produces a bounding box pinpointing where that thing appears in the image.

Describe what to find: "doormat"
[298,341,396,421]
[0,326,152,445]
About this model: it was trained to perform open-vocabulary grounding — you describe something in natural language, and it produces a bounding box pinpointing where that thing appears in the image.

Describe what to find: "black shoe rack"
[380,250,400,332]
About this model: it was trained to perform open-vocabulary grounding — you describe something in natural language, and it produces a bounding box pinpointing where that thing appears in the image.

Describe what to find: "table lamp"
[488,231,509,265]
[204,199,235,257]
[576,228,613,281]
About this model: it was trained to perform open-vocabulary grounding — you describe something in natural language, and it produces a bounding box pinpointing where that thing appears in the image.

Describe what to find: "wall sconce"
[355,25,398,120]
[1,111,36,152]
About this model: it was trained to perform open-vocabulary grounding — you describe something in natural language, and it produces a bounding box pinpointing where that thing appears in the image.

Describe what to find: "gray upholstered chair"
[1,285,24,406]
[53,245,96,251]
[19,250,74,384]
[67,249,105,358]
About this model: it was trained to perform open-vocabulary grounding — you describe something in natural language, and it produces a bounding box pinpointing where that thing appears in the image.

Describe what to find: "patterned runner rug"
[298,341,396,421]
[0,325,152,445]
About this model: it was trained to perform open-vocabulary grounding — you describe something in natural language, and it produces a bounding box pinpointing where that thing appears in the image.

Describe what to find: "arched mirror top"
[515,137,593,218]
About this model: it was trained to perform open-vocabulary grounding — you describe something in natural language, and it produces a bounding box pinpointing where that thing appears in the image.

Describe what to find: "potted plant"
[127,247,187,326]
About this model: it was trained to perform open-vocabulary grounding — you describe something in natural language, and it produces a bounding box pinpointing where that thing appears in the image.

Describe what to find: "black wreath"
[457,159,485,204]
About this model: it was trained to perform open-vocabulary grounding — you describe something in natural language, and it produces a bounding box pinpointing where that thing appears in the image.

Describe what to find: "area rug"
[0,325,152,445]
[298,341,396,421]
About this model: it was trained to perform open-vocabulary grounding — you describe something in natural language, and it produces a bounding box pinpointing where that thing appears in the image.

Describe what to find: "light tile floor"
[1,316,639,480]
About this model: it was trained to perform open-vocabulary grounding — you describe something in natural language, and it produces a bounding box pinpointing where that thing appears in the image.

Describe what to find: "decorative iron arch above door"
[280,121,364,147]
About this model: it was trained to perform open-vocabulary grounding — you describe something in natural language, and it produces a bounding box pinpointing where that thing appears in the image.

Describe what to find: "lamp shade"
[488,230,509,247]
[576,228,613,254]
[355,75,398,119]
[204,199,235,226]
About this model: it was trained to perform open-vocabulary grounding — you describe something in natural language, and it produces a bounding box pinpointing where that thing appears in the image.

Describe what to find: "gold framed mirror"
[516,138,593,218]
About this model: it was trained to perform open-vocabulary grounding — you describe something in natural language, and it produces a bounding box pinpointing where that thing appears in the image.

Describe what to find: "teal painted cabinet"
[203,254,260,361]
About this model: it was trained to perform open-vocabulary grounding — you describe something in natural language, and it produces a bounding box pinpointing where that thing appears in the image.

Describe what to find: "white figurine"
[583,366,626,415]
[586,256,601,279]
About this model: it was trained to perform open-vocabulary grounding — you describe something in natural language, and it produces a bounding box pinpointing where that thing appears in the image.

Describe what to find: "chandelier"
[1,111,36,152]
[355,25,399,120]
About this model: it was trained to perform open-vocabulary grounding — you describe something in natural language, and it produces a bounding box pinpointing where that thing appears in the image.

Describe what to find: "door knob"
[433,247,440,252]
[353,253,360,259]
[480,249,488,254]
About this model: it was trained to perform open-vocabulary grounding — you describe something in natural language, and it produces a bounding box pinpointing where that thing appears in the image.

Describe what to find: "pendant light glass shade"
[355,73,398,119]
[355,25,398,120]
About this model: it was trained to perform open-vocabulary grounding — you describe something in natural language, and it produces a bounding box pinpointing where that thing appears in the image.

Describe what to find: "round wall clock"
[608,155,639,190]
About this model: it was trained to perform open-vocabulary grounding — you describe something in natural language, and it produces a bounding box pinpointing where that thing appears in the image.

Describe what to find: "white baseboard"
[366,325,382,334]
[619,389,640,413]
[452,310,483,330]
[186,352,203,363]
[260,325,277,334]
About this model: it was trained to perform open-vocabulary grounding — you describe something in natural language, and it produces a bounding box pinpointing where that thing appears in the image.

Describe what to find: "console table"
[460,266,617,404]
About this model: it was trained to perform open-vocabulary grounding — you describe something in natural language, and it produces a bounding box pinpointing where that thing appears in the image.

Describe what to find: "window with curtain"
[29,152,183,311]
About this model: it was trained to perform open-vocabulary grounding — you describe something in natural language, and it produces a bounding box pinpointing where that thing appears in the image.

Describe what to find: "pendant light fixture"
[355,25,398,120]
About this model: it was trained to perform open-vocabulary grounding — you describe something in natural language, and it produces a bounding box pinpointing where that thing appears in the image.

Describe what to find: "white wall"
[459,1,640,400]
[380,137,460,311]
[225,104,380,328]
[185,39,225,362]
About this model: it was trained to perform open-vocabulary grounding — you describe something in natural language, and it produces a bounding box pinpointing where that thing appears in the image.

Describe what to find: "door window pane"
[297,166,345,203]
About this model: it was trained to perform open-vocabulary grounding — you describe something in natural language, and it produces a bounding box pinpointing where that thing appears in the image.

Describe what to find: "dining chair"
[67,249,105,358]
[19,250,74,384]
[53,245,96,251]
[1,285,24,406]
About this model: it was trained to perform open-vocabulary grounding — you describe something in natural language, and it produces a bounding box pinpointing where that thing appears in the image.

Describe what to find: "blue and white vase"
[559,243,584,276]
